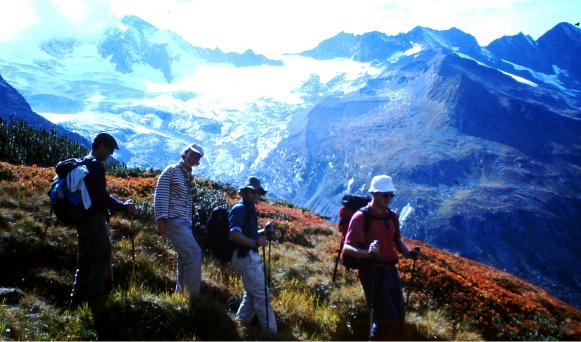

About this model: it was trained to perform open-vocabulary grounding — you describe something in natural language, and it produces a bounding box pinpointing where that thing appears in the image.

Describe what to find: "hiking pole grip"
[405,247,420,308]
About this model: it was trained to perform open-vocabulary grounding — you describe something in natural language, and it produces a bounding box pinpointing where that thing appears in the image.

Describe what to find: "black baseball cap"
[93,132,119,150]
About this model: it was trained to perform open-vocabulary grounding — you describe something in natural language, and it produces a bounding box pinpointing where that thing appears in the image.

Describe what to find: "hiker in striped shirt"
[154,143,205,296]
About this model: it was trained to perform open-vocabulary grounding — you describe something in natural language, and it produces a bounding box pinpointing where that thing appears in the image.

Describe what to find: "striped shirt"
[154,161,194,222]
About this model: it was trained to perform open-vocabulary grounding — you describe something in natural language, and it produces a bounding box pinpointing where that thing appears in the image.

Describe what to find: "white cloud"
[105,0,581,56]
[0,0,116,43]
[143,55,379,107]
[1,0,580,54]
[0,0,39,41]
[51,0,92,24]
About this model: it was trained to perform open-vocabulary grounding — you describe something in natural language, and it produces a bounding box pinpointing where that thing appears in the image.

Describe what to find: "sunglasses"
[247,189,265,196]
[379,192,395,199]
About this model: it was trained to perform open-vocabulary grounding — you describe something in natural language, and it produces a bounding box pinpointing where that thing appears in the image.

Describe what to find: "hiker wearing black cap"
[343,175,419,340]
[70,132,137,321]
[154,143,205,296]
[228,176,277,334]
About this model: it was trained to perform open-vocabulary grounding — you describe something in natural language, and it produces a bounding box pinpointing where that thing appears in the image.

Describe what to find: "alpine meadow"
[1,1,581,340]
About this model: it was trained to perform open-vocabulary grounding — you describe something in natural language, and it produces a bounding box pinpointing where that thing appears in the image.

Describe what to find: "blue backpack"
[47,158,88,226]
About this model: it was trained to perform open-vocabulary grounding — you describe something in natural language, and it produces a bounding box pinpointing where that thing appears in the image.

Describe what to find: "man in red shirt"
[343,175,419,340]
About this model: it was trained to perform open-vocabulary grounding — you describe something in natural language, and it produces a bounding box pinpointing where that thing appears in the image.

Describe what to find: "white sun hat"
[368,175,397,193]
[187,143,205,157]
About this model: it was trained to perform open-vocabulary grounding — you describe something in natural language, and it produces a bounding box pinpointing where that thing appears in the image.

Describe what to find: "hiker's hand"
[408,246,420,260]
[156,220,167,237]
[126,200,137,215]
[368,240,380,257]
[256,235,267,247]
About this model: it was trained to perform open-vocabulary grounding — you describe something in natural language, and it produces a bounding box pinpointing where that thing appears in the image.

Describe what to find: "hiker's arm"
[396,238,420,259]
[85,160,125,212]
[342,212,374,258]
[106,192,127,212]
[154,167,172,222]
[396,238,412,256]
[343,243,375,259]
[393,217,419,258]
[229,231,267,247]
[228,204,266,247]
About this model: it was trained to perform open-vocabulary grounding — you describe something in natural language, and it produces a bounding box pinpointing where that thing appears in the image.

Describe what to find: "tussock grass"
[0,293,96,340]
[406,310,484,341]
[93,286,242,340]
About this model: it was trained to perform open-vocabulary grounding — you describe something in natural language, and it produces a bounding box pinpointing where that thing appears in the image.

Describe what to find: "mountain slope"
[487,22,581,91]
[259,36,581,307]
[0,161,579,340]
[0,18,580,309]
[98,16,282,82]
[0,74,88,146]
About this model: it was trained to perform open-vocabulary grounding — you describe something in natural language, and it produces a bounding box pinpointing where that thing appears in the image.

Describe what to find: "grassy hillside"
[0,161,579,340]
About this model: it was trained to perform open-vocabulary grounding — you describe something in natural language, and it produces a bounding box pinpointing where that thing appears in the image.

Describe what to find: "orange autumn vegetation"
[397,242,580,340]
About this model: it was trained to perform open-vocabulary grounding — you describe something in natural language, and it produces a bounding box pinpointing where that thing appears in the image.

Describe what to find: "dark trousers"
[70,213,112,304]
[358,263,405,341]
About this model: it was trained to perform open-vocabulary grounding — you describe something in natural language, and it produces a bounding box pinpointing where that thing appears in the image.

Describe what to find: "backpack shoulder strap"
[358,207,372,236]
[243,204,252,231]
[360,207,398,234]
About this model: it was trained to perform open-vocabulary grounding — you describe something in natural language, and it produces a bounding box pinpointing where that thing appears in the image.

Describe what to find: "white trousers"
[231,249,277,333]
[167,218,202,296]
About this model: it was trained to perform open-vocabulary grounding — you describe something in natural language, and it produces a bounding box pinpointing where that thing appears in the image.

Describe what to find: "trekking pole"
[43,206,53,237]
[262,244,270,333]
[367,240,380,340]
[130,215,136,278]
[405,247,421,309]
[268,239,272,287]
[368,268,376,340]
[331,239,344,285]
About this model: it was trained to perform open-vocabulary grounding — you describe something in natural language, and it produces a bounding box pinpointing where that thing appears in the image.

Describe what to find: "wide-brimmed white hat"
[187,143,205,157]
[368,175,397,193]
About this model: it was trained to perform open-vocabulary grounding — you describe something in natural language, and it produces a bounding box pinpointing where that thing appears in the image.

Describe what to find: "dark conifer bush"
[0,116,88,166]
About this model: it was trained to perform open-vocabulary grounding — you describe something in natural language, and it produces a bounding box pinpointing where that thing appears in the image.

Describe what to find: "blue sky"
[1,0,579,57]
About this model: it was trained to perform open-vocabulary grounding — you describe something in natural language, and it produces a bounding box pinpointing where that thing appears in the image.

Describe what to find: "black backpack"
[341,194,371,212]
[206,205,253,263]
[47,157,88,226]
[206,206,236,263]
[342,207,396,269]
[339,194,371,232]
